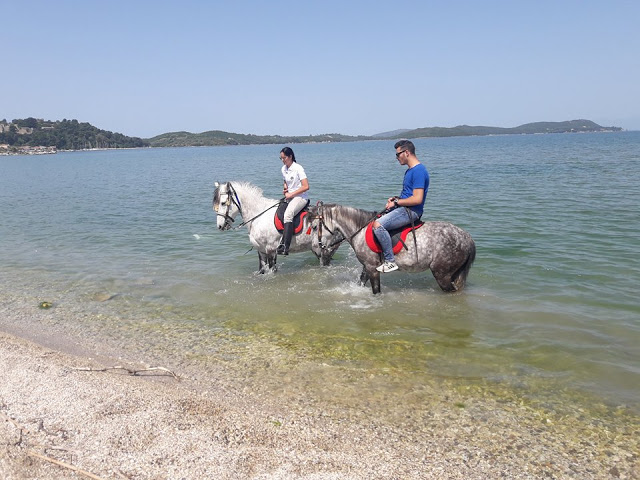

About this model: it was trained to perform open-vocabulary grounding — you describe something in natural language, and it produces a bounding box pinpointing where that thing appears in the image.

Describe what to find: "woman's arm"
[285,178,309,199]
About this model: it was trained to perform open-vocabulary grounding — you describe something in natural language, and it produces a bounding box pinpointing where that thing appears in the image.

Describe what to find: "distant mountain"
[394,119,621,139]
[371,129,412,138]
[149,120,621,147]
[147,130,367,148]
[1,118,623,153]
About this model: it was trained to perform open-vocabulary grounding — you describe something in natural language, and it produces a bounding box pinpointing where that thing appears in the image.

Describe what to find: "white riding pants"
[283,197,308,223]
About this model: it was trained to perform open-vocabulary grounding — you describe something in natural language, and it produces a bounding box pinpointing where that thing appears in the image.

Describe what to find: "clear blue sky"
[4,0,639,138]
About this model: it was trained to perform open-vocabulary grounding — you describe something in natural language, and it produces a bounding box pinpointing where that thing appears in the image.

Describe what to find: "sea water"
[1,132,638,415]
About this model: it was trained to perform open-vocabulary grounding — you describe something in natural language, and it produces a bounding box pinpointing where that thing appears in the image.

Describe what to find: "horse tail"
[452,239,476,291]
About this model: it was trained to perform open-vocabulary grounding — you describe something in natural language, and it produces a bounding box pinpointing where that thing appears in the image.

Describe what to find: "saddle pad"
[274,202,308,233]
[365,222,424,254]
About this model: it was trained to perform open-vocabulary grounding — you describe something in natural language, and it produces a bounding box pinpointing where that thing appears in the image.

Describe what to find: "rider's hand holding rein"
[384,188,425,212]
[284,179,309,200]
[385,196,398,211]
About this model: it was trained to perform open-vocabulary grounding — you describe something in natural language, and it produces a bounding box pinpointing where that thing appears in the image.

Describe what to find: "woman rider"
[277,147,309,255]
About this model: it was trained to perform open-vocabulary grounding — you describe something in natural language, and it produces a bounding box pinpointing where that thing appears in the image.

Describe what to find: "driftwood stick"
[1,410,22,429]
[73,365,179,380]
[27,450,106,480]
[1,411,24,445]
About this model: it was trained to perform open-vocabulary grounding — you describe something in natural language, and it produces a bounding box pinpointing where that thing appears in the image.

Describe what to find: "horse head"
[308,203,346,265]
[213,181,242,230]
[309,203,374,244]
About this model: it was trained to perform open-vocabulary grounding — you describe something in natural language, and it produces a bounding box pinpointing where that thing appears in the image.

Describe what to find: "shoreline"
[1,301,638,479]
[1,129,631,157]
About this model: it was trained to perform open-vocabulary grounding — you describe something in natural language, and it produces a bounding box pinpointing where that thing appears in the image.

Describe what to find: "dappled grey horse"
[213,181,340,273]
[310,203,476,294]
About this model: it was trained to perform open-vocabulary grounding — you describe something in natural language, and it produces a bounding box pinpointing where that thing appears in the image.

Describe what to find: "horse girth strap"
[404,206,419,263]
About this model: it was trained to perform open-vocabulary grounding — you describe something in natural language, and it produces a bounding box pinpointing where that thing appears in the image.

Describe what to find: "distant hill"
[147,130,367,147]
[392,120,622,139]
[0,117,148,150]
[149,120,622,147]
[371,129,412,138]
[1,118,622,153]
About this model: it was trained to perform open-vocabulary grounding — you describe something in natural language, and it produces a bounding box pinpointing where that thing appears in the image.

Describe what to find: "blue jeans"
[373,207,421,262]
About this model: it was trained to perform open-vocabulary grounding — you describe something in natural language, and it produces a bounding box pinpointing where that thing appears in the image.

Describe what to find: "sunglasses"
[395,150,407,158]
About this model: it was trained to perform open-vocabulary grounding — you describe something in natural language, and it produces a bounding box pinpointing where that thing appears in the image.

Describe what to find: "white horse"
[213,181,341,273]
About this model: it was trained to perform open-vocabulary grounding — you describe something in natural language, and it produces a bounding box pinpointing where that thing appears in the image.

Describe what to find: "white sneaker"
[376,261,398,273]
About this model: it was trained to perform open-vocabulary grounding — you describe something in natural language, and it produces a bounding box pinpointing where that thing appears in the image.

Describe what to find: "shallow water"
[1,132,639,415]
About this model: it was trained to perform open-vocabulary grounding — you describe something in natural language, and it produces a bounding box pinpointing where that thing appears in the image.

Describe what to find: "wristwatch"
[393,198,399,207]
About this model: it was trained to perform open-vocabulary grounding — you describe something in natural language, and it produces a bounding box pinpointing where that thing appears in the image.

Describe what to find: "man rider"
[373,140,429,273]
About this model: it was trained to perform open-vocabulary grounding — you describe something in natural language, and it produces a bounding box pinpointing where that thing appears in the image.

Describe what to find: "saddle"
[365,221,424,254]
[274,200,310,234]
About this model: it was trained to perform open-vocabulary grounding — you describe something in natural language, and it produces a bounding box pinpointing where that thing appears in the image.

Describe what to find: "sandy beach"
[1,302,638,479]
[2,335,639,480]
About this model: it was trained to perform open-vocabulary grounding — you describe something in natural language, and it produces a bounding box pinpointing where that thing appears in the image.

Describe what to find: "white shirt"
[281,162,309,200]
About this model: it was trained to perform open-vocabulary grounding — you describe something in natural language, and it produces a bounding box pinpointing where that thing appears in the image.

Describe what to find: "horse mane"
[322,203,377,230]
[215,181,275,206]
[230,181,267,200]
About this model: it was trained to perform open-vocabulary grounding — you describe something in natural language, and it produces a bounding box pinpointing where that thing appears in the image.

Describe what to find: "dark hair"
[280,146,296,162]
[394,139,415,155]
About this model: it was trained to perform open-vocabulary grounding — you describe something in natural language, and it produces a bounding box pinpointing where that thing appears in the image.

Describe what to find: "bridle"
[214,181,284,230]
[313,202,384,252]
[313,202,346,251]
[214,182,242,230]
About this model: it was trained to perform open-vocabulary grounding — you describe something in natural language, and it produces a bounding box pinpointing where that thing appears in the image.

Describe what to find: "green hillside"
[149,120,621,147]
[147,130,366,147]
[397,120,622,139]
[0,118,148,150]
[1,117,622,153]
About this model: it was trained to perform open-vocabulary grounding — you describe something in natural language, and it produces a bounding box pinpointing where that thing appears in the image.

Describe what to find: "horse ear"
[214,182,219,188]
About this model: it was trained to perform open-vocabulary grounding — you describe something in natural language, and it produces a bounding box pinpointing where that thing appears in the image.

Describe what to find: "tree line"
[0,118,148,150]
[1,117,621,151]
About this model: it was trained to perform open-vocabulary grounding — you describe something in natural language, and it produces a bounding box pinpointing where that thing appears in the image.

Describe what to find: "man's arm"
[393,188,424,208]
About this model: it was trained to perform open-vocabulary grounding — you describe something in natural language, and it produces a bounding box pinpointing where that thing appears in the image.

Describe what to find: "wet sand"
[1,303,638,479]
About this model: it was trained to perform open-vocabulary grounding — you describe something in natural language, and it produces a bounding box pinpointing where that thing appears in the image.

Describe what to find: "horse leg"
[431,245,476,292]
[368,268,381,294]
[451,245,476,291]
[431,261,464,292]
[320,250,332,266]
[268,253,278,272]
[359,266,370,286]
[431,269,456,292]
[258,252,268,274]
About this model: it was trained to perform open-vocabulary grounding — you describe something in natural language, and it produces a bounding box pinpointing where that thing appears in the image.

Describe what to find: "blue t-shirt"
[400,163,429,216]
